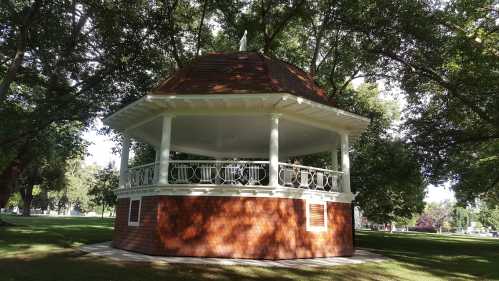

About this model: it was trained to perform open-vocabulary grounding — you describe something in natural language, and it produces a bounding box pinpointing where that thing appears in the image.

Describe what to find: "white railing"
[126,160,269,188]
[169,160,269,185]
[278,162,343,192]
[128,162,158,188]
[125,160,343,193]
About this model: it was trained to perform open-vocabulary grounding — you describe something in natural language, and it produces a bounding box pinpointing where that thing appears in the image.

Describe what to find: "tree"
[12,123,81,216]
[424,201,454,233]
[216,0,499,205]
[477,202,499,231]
[415,214,436,233]
[0,0,188,207]
[88,165,118,218]
[316,0,496,207]
[393,215,417,230]
[129,142,157,168]
[341,84,425,224]
[451,205,471,231]
[63,160,98,213]
[301,84,425,224]
[352,139,426,224]
[2,0,495,219]
[337,0,499,203]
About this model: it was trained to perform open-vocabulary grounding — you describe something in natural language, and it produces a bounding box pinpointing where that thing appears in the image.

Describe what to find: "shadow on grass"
[3,215,498,280]
[0,250,403,281]
[0,215,114,256]
[357,231,499,280]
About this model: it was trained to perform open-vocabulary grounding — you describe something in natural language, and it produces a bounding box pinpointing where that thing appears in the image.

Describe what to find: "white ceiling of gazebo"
[129,114,339,158]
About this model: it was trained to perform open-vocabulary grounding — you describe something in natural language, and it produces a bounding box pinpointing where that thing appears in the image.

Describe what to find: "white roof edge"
[147,93,370,124]
[283,95,370,124]
[102,96,148,124]
[103,93,370,133]
[146,93,283,101]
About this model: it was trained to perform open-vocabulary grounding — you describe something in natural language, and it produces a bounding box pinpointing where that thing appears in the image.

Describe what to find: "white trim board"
[115,185,354,203]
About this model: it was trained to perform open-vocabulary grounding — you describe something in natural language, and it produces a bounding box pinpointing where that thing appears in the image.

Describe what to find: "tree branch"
[0,0,44,99]
[195,0,209,57]
[164,0,183,68]
[309,9,332,77]
[263,0,305,55]
[371,48,495,125]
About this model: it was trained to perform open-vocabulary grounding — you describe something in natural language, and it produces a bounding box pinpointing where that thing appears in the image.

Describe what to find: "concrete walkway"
[80,242,388,268]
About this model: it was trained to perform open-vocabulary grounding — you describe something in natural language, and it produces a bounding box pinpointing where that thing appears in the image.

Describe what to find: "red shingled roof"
[152,52,332,106]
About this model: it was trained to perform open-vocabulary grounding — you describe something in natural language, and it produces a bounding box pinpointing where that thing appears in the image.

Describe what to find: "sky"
[82,119,120,168]
[425,183,455,204]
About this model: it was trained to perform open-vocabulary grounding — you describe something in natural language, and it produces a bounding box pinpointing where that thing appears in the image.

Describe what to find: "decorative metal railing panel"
[125,160,343,193]
[278,163,343,192]
[168,160,269,185]
[128,162,158,188]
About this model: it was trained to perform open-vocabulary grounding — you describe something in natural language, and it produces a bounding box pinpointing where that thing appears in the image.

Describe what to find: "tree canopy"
[1,0,497,215]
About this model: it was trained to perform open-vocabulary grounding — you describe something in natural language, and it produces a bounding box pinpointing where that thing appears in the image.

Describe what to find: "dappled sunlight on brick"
[113,196,353,259]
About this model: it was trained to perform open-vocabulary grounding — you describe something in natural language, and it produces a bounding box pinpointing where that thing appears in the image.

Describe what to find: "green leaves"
[303,84,425,224]
[1,0,496,211]
[88,165,118,210]
[352,138,425,224]
[478,204,499,231]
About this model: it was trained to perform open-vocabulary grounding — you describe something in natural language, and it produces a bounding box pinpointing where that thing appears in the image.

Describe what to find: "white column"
[119,135,130,188]
[158,115,173,185]
[331,139,339,171]
[269,114,279,187]
[153,148,161,183]
[340,132,351,193]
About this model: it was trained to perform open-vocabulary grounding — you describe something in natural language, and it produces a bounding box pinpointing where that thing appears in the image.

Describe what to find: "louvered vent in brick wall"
[309,203,325,228]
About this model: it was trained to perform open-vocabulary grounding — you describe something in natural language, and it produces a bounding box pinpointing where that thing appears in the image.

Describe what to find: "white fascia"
[103,93,370,138]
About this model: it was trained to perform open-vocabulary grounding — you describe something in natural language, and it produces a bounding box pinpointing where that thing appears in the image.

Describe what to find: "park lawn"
[0,215,498,281]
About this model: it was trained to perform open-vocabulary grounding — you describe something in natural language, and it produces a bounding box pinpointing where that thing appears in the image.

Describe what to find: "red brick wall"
[113,197,162,255]
[113,195,353,259]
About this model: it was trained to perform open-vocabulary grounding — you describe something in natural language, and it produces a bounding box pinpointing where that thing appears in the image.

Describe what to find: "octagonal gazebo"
[104,52,369,259]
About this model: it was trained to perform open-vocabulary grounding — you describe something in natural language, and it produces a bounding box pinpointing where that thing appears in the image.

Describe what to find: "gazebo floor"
[80,242,388,268]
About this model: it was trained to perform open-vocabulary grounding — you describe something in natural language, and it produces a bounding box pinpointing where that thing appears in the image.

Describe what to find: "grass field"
[1,215,498,281]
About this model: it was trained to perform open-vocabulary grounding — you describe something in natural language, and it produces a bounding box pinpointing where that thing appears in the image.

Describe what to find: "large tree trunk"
[40,189,49,213]
[22,202,31,216]
[0,161,24,226]
[20,185,34,216]
[101,204,105,219]
[0,161,23,208]
[0,185,11,209]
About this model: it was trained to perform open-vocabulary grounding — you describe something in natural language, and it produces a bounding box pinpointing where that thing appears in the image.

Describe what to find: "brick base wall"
[112,197,161,255]
[113,195,353,259]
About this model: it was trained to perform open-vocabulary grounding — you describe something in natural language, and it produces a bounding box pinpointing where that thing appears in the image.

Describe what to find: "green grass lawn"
[1,215,498,281]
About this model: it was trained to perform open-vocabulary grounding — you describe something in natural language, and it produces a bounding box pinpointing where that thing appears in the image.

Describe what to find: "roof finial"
[239,30,247,52]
